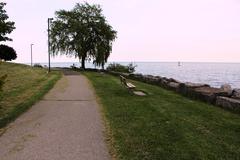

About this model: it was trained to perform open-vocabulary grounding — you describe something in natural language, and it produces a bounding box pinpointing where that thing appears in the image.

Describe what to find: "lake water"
[38,62,240,88]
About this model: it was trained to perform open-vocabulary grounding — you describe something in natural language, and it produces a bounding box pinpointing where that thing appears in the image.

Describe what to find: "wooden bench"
[120,75,136,91]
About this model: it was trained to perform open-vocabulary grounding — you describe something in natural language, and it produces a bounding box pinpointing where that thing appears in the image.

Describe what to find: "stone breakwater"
[108,71,240,114]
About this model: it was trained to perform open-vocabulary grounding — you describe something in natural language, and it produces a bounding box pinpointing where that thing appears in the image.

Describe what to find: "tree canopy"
[0,44,17,61]
[50,2,117,69]
[0,2,15,42]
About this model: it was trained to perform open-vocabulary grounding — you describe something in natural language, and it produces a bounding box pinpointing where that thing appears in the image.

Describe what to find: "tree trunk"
[81,54,86,69]
[102,63,104,70]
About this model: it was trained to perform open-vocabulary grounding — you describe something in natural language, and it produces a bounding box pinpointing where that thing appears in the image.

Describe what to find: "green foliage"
[0,2,15,42]
[33,63,43,68]
[0,44,17,61]
[70,63,77,69]
[85,72,240,160]
[50,2,117,69]
[106,63,137,73]
[128,63,137,73]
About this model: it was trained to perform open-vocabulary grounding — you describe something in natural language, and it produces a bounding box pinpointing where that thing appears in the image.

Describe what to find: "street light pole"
[30,44,34,66]
[48,18,53,72]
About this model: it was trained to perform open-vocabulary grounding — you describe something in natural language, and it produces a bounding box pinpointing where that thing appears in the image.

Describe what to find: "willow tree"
[93,19,116,69]
[50,3,117,69]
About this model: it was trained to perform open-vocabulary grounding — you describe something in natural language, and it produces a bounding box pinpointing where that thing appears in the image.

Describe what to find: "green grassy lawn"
[0,62,61,128]
[84,71,240,160]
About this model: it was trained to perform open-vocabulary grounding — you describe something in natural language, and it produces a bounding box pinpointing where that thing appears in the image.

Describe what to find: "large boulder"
[142,75,158,84]
[178,82,210,95]
[232,89,240,99]
[155,76,163,79]
[140,76,167,87]
[159,77,170,88]
[216,96,240,113]
[167,82,180,91]
[220,84,232,96]
[191,87,230,104]
[168,78,181,83]
[148,76,161,85]
[128,73,143,81]
[184,82,210,88]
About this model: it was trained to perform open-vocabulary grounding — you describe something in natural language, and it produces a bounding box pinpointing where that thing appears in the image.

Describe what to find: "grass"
[84,71,240,160]
[0,62,61,128]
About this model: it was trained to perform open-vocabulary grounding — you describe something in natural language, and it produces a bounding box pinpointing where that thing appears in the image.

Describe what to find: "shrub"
[128,63,137,73]
[33,63,43,68]
[70,63,77,69]
[106,63,137,73]
[0,45,17,61]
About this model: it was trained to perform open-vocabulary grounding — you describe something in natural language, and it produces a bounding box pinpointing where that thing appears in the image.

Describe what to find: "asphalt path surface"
[0,71,110,160]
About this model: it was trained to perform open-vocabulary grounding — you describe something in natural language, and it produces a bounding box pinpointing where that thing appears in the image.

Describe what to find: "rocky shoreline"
[109,71,240,114]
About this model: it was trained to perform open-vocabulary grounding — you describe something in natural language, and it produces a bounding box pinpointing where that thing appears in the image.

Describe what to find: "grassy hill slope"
[0,62,61,128]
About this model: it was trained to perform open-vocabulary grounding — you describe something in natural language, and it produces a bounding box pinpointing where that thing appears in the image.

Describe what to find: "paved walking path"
[0,71,110,160]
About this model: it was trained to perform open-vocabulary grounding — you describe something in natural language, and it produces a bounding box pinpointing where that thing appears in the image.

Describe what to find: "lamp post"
[30,43,34,66]
[48,18,53,72]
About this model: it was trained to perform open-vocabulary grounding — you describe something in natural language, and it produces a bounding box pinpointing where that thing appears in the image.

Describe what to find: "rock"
[133,91,146,96]
[220,84,232,96]
[167,82,180,91]
[141,75,160,85]
[128,74,143,81]
[216,96,240,113]
[160,78,169,88]
[232,89,240,99]
[191,87,230,104]
[155,76,163,79]
[150,77,160,84]
[168,78,181,83]
[178,82,210,95]
[184,82,210,88]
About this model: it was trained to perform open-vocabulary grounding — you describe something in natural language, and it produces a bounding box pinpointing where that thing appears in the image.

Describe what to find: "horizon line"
[15,61,240,64]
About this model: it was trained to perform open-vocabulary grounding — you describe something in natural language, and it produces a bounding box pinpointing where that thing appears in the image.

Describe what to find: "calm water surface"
[134,62,240,88]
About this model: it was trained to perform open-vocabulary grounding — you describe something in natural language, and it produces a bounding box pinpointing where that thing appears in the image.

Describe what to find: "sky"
[3,0,240,63]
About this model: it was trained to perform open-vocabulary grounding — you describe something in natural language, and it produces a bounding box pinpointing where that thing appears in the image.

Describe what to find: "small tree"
[0,45,17,61]
[50,2,117,69]
[0,2,15,42]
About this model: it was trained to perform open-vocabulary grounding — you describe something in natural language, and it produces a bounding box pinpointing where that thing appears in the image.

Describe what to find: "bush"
[0,45,17,61]
[70,63,77,69]
[33,63,43,68]
[106,63,137,73]
[128,63,137,73]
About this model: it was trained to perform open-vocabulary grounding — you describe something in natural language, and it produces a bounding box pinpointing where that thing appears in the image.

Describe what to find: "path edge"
[84,73,118,160]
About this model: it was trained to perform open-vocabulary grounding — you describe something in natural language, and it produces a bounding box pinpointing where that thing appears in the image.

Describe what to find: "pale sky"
[3,0,240,63]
